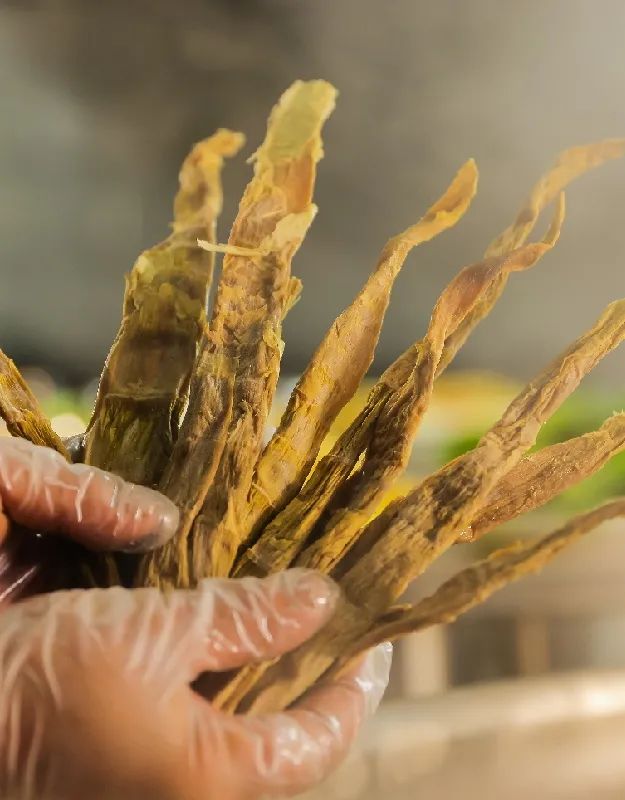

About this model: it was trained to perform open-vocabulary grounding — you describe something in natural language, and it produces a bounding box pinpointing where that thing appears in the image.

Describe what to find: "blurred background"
[3,0,625,797]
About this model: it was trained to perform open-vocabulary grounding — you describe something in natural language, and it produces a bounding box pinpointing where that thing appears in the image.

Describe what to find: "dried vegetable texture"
[467,412,625,541]
[340,498,625,659]
[235,197,564,580]
[3,79,625,722]
[188,81,336,582]
[241,159,478,543]
[139,80,337,588]
[339,300,625,604]
[83,130,244,486]
[235,300,625,714]
[296,198,564,576]
[283,140,624,580]
[138,276,304,589]
[234,139,620,582]
[136,366,235,589]
[437,138,625,373]
[0,353,68,457]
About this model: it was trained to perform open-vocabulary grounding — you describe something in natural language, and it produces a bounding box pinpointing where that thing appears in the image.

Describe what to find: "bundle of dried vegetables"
[2,79,625,716]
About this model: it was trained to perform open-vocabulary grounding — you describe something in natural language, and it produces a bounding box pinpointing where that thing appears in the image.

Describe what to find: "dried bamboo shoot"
[0,352,68,457]
[241,160,478,543]
[84,130,243,485]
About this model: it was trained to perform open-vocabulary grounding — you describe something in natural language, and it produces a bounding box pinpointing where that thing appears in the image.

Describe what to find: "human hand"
[0,570,391,800]
[0,436,179,603]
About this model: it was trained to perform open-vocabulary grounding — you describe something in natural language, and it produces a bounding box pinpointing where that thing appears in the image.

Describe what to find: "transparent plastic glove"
[0,437,179,551]
[0,571,392,800]
[0,437,180,603]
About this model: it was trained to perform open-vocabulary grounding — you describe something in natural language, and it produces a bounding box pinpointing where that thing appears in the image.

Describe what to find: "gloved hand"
[0,436,180,603]
[0,436,179,552]
[0,572,392,800]
[0,437,392,799]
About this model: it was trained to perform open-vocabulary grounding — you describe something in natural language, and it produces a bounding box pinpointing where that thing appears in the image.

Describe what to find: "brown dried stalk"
[296,197,565,576]
[241,159,478,545]
[84,130,244,485]
[4,81,625,723]
[340,300,625,604]
[190,80,337,582]
[0,352,68,457]
[234,137,623,582]
[466,412,625,541]
[339,498,625,660]
[437,138,625,373]
[236,300,625,714]
[136,365,235,589]
[235,198,564,579]
[140,80,337,588]
[320,139,625,537]
[138,275,306,589]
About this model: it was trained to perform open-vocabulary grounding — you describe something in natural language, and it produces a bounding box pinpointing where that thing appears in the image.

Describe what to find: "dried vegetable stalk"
[437,138,625,373]
[0,353,68,457]
[234,197,564,579]
[467,412,625,541]
[339,300,625,603]
[140,80,337,588]
[296,198,564,576]
[187,80,336,583]
[234,139,621,582]
[240,159,478,543]
[136,366,235,589]
[234,300,625,714]
[283,140,624,578]
[339,498,625,660]
[138,276,305,589]
[84,130,244,486]
[3,81,625,722]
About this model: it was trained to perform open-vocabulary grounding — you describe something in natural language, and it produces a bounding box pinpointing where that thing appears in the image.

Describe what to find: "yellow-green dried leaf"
[85,130,244,486]
[467,412,625,541]
[297,198,564,575]
[0,352,68,457]
[176,81,337,583]
[438,138,625,373]
[345,498,625,657]
[241,159,478,547]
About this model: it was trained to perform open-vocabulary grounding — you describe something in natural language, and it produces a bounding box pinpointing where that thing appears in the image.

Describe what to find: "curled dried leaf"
[235,300,625,715]
[343,498,625,659]
[339,299,625,611]
[489,139,625,256]
[236,197,563,580]
[438,138,625,373]
[84,130,244,486]
[241,159,478,544]
[297,197,564,575]
[466,412,625,541]
[179,81,337,583]
[68,84,625,718]
[0,352,68,457]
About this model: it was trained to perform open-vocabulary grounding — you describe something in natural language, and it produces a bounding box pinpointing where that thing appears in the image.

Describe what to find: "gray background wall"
[1,0,625,385]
